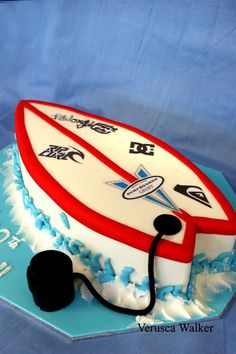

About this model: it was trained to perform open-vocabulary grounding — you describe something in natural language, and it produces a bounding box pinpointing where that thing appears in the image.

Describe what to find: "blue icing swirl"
[80,249,91,266]
[90,253,102,273]
[120,267,135,286]
[50,227,59,237]
[99,272,115,283]
[35,214,52,231]
[41,215,51,231]
[31,205,42,218]
[62,237,70,253]
[135,276,150,291]
[156,286,175,301]
[13,166,22,179]
[60,212,70,229]
[104,258,115,275]
[99,258,115,283]
[55,233,64,245]
[35,218,44,230]
[69,240,84,255]
[171,285,189,301]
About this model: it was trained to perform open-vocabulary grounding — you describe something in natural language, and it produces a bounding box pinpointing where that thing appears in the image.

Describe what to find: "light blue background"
[0,1,235,353]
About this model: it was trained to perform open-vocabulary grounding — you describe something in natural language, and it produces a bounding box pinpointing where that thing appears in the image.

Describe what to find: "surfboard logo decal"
[122,176,164,200]
[129,142,155,156]
[174,185,212,208]
[52,112,118,134]
[108,165,179,211]
[38,145,85,164]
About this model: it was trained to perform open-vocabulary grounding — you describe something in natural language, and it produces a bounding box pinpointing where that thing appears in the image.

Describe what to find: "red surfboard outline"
[24,100,236,234]
[25,100,236,235]
[15,100,236,262]
[15,100,197,263]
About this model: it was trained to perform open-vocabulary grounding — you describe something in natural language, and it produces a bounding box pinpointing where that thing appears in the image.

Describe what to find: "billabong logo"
[38,145,85,164]
[76,119,118,134]
[52,113,118,134]
[174,185,212,208]
[129,142,155,156]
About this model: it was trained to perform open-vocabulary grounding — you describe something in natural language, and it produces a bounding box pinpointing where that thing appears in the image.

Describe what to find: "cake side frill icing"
[4,144,235,315]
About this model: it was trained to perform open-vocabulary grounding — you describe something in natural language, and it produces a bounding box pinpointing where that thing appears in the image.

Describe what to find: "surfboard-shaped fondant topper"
[15,100,236,264]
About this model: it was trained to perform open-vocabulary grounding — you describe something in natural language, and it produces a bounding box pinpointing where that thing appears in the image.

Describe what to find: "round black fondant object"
[153,214,182,235]
[27,250,75,311]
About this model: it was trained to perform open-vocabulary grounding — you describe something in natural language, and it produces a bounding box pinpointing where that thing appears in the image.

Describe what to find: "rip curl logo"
[52,113,118,134]
[129,142,155,156]
[38,145,85,164]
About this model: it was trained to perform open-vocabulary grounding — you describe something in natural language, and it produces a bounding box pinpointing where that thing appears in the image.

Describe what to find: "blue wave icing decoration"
[12,144,236,299]
[90,252,102,273]
[98,258,115,283]
[80,249,91,266]
[135,276,150,291]
[60,212,70,229]
[120,267,135,286]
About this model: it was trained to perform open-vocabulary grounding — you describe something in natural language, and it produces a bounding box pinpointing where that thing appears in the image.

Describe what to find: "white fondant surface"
[194,233,236,260]
[24,108,186,243]
[30,102,228,220]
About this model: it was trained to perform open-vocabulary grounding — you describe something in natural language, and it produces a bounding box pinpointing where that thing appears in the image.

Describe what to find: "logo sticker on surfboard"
[108,165,179,211]
[38,145,85,164]
[122,176,163,200]
[129,142,155,156]
[52,113,118,134]
[174,184,212,208]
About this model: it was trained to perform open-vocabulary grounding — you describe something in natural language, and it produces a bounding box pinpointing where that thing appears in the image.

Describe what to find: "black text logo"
[129,142,155,156]
[174,185,212,208]
[76,119,118,134]
[39,145,85,164]
[52,113,118,134]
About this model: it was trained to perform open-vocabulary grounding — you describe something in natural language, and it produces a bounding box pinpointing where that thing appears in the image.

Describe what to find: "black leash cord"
[74,231,164,316]
[27,214,182,313]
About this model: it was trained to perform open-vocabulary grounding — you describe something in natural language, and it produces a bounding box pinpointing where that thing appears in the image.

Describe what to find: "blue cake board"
[0,144,235,339]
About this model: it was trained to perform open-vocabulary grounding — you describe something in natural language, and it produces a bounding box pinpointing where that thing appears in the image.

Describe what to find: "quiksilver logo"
[174,184,211,208]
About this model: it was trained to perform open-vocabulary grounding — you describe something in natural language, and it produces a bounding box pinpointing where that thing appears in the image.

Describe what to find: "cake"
[10,100,236,318]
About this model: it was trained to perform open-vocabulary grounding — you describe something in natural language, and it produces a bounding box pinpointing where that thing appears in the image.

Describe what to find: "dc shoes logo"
[129,142,155,156]
[38,145,85,164]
